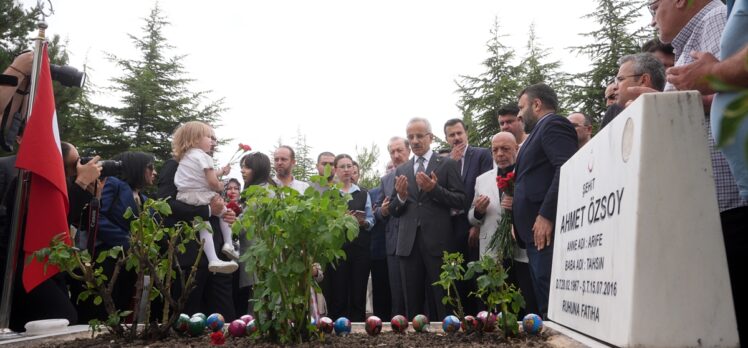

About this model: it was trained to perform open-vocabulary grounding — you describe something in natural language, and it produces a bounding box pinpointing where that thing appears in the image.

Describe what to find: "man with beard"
[273,145,309,194]
[512,83,577,318]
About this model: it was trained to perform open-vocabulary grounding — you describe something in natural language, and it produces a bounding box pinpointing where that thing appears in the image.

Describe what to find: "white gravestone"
[548,92,738,347]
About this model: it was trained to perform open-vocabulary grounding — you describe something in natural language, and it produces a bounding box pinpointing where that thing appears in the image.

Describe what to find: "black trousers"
[399,228,447,320]
[326,243,370,321]
[370,257,391,319]
[9,273,77,332]
[386,254,406,316]
[506,259,539,317]
[721,206,747,345]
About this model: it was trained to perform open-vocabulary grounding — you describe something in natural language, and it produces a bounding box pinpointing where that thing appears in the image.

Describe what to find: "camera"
[81,156,123,177]
[50,64,86,88]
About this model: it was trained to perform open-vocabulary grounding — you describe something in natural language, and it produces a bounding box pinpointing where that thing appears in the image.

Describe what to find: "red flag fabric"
[15,43,70,292]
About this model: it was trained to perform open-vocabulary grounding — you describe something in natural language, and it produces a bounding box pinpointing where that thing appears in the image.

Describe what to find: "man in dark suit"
[443,118,493,314]
[157,156,237,320]
[374,136,411,316]
[389,118,465,319]
[513,83,577,318]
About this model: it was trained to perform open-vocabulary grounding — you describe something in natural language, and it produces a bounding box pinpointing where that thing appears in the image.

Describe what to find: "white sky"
[28,0,650,178]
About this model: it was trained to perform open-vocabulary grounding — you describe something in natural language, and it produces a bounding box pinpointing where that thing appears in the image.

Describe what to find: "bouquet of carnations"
[488,171,515,261]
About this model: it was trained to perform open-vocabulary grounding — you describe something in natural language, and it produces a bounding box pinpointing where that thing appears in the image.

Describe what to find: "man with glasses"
[389,117,465,319]
[601,53,665,129]
[651,0,747,341]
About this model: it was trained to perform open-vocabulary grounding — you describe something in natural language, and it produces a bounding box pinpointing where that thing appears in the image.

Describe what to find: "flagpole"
[0,20,47,338]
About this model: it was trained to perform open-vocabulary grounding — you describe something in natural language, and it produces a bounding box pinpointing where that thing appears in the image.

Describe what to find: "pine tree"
[355,143,381,190]
[46,36,123,159]
[106,4,224,162]
[567,0,649,124]
[291,129,315,182]
[517,24,572,114]
[455,19,522,147]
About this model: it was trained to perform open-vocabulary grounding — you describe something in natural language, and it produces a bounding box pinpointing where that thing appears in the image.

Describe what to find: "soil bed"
[35,330,554,347]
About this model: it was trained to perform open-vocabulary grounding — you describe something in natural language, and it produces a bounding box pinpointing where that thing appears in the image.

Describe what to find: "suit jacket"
[157,158,227,266]
[374,172,398,256]
[389,154,466,257]
[368,186,387,260]
[513,113,577,245]
[459,146,494,212]
[468,168,502,257]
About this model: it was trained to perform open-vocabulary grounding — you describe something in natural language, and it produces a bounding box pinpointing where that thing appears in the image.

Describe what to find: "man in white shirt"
[273,145,309,194]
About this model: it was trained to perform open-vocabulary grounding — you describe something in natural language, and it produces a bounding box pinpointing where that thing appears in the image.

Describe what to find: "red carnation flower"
[210,331,225,345]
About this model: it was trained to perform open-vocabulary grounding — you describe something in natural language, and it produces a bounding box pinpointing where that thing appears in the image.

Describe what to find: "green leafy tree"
[465,255,525,337]
[455,19,522,147]
[106,4,225,162]
[354,142,380,190]
[33,198,203,341]
[236,176,359,344]
[434,251,467,319]
[567,0,649,124]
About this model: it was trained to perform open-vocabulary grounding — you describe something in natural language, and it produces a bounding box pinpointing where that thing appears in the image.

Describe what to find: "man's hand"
[222,209,236,224]
[500,194,513,210]
[474,195,490,214]
[667,51,718,94]
[416,171,437,192]
[210,195,226,217]
[532,214,553,250]
[468,226,480,248]
[380,196,391,217]
[395,175,409,200]
[75,156,102,189]
[450,142,467,161]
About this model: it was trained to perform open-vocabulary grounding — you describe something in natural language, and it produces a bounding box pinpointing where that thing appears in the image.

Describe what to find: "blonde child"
[172,121,240,273]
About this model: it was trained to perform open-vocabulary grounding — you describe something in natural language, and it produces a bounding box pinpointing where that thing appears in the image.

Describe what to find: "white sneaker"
[222,243,240,261]
[208,260,238,274]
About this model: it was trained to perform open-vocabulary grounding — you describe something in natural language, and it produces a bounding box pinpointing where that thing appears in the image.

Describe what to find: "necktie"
[416,156,426,174]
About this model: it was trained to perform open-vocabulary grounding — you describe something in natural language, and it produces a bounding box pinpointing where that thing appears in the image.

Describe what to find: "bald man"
[567,112,592,149]
[468,132,539,315]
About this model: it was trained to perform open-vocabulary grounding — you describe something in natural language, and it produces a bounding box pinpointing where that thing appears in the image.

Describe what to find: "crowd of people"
[0,0,745,343]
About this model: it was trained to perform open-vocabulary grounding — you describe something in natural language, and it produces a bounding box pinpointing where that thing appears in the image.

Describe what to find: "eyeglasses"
[648,0,660,16]
[615,74,643,83]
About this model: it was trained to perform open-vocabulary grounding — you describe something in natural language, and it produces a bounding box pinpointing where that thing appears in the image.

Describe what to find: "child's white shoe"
[221,243,240,261]
[208,260,238,274]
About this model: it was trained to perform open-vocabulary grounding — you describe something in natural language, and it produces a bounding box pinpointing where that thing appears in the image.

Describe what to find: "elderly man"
[513,83,577,318]
[604,83,617,107]
[601,53,666,129]
[567,112,593,149]
[651,0,747,341]
[468,132,538,315]
[273,145,309,193]
[374,136,411,316]
[389,118,465,319]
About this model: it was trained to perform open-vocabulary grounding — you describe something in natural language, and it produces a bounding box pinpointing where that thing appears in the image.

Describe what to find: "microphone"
[0,74,19,87]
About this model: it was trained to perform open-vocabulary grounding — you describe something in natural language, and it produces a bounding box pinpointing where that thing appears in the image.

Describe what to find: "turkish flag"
[15,43,70,292]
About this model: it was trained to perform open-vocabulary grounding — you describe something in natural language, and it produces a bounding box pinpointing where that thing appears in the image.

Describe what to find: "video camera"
[80,156,123,177]
[1,56,86,151]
